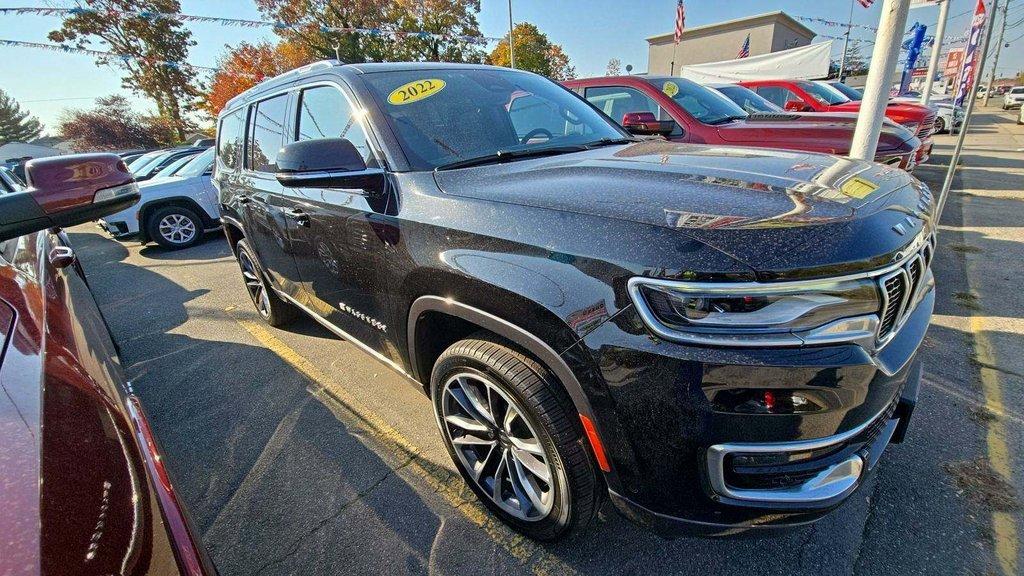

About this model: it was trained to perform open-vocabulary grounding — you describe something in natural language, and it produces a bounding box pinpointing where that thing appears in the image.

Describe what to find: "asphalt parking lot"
[69,106,1023,576]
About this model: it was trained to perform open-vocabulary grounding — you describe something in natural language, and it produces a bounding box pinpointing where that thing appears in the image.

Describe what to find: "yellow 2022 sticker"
[387,79,446,105]
[662,81,679,97]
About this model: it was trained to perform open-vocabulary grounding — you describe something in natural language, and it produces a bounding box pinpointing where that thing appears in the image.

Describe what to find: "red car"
[563,76,921,170]
[739,79,937,164]
[0,155,214,575]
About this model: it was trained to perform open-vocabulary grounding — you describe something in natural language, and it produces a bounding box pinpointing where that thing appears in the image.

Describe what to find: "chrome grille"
[877,235,934,341]
[917,113,937,139]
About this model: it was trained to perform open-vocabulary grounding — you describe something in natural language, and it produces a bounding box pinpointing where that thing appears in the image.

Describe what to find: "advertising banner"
[954,0,988,106]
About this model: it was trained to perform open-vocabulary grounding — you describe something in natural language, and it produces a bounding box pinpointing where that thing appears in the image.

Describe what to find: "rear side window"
[296,86,374,166]
[247,94,289,173]
[216,109,245,172]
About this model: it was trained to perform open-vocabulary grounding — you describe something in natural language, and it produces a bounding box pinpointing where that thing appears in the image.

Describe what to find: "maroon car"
[562,76,921,170]
[0,155,214,575]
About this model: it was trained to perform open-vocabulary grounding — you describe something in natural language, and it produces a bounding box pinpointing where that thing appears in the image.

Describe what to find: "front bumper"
[570,281,933,534]
[915,138,933,165]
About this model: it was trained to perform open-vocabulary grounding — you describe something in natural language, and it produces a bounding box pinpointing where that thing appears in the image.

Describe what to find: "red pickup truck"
[739,79,936,164]
[563,76,921,170]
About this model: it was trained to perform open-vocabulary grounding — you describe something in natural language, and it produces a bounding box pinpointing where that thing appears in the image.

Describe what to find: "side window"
[583,86,661,125]
[756,86,801,108]
[296,86,374,166]
[506,92,589,141]
[216,109,245,172]
[247,94,289,173]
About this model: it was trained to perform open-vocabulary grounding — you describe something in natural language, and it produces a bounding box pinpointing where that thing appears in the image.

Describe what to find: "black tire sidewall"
[431,350,578,540]
[147,206,203,249]
[234,239,294,326]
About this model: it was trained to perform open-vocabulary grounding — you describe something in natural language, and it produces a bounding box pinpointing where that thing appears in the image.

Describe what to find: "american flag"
[857,0,874,7]
[674,1,685,45]
[737,34,750,58]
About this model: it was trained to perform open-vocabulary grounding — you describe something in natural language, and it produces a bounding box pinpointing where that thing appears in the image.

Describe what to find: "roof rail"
[223,59,342,111]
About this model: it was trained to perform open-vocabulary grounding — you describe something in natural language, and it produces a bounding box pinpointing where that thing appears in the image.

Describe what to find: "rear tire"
[234,239,296,327]
[935,117,946,134]
[147,206,204,250]
[431,336,599,541]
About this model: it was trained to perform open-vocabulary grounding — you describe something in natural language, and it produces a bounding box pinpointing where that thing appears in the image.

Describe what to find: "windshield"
[799,81,850,105]
[828,82,864,101]
[153,153,198,178]
[713,85,782,113]
[644,77,747,125]
[128,150,163,172]
[175,148,215,178]
[359,68,626,170]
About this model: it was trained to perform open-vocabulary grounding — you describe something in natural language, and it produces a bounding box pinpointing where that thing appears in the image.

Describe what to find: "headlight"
[628,277,880,346]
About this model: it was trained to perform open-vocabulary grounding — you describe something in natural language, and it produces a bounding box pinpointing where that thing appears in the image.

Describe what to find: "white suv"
[100,148,221,250]
[1003,86,1024,110]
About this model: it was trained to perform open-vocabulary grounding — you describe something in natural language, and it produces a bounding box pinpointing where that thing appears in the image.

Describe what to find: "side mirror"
[276,138,385,193]
[0,153,139,243]
[620,111,676,137]
[785,100,812,112]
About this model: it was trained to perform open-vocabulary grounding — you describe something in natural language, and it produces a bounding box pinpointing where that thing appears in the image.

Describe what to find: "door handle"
[48,246,76,269]
[287,208,310,227]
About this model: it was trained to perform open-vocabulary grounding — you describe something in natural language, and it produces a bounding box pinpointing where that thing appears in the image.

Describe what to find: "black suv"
[214,62,934,540]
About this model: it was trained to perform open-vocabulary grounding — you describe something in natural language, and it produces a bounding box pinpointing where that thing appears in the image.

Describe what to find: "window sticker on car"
[387,79,446,105]
[662,81,679,98]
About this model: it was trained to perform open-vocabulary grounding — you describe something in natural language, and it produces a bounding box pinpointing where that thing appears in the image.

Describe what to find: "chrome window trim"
[628,230,934,349]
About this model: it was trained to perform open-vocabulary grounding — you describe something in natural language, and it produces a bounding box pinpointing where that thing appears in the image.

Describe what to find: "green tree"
[0,90,43,144]
[488,22,576,80]
[48,0,198,141]
[255,0,485,63]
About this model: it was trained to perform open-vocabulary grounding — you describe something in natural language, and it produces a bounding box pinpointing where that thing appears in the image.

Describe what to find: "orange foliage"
[204,41,314,116]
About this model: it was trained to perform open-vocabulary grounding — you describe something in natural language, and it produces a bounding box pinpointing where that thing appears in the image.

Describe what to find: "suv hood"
[433,140,933,280]
[717,114,915,154]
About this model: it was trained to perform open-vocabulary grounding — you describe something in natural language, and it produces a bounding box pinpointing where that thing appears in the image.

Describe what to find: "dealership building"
[646,11,817,76]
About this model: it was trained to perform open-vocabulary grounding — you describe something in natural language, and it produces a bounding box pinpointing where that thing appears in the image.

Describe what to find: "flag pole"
[507,0,515,69]
[839,0,856,79]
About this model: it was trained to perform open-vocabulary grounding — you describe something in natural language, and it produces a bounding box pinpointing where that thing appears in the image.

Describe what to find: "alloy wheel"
[441,372,555,521]
[158,213,197,245]
[238,249,271,318]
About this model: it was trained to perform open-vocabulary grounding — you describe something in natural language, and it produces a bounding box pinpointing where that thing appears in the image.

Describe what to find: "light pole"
[921,0,950,105]
[839,0,856,79]
[981,0,1009,106]
[850,0,912,160]
[507,0,515,69]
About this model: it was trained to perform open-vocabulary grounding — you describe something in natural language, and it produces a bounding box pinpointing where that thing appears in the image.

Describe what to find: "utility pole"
[839,0,856,79]
[981,0,1009,106]
[937,0,1000,223]
[921,0,950,105]
[850,0,912,160]
[507,0,515,69]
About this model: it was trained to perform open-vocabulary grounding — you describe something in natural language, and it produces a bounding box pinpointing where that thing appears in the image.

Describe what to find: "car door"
[240,93,306,295]
[286,83,396,354]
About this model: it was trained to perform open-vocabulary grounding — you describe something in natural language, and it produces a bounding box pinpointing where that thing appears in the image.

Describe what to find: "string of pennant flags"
[0,38,264,78]
[0,6,502,45]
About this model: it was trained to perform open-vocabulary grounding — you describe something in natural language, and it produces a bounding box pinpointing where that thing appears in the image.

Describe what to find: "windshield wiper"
[706,115,748,125]
[436,145,591,171]
[582,137,638,147]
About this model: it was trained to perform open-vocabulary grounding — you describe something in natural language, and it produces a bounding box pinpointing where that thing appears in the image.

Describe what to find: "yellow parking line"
[969,314,1019,576]
[227,307,578,575]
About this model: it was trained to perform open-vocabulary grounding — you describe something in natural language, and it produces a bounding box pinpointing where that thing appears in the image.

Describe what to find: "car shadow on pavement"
[137,233,234,261]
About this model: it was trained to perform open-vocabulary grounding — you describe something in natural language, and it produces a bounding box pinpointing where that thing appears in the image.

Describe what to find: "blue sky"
[0,0,1020,135]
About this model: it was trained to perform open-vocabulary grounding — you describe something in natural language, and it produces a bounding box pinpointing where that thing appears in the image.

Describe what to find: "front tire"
[147,206,203,250]
[234,239,296,327]
[935,116,946,134]
[431,336,599,541]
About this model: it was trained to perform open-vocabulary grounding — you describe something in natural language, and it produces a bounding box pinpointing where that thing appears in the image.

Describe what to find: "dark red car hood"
[715,113,917,155]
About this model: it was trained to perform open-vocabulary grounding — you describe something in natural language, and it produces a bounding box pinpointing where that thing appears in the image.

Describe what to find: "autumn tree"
[204,41,314,116]
[57,95,174,151]
[0,90,43,145]
[605,58,621,76]
[255,0,485,64]
[48,0,199,141]
[487,22,575,80]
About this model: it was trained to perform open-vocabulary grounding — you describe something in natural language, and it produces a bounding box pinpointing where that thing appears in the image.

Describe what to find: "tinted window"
[797,81,849,105]
[296,86,374,165]
[828,82,863,101]
[715,85,782,113]
[247,95,288,172]
[756,86,802,108]
[643,78,746,125]
[359,69,624,170]
[217,108,245,172]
